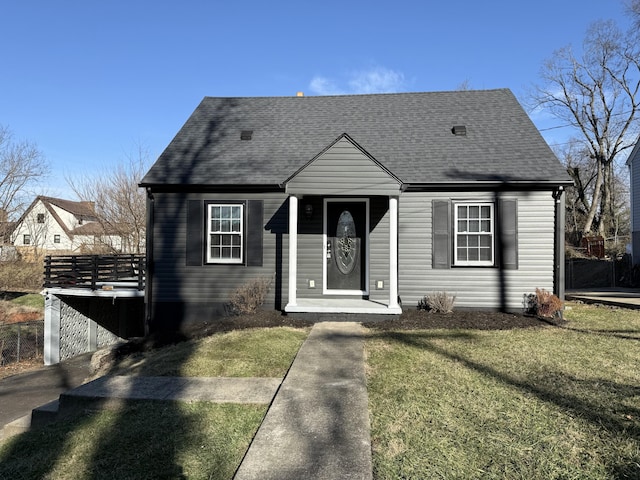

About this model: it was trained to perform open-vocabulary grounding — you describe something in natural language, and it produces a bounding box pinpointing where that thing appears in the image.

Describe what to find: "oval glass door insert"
[336,210,357,275]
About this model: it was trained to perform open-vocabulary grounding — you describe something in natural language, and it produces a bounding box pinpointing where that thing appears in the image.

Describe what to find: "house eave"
[402,179,574,192]
[140,183,286,194]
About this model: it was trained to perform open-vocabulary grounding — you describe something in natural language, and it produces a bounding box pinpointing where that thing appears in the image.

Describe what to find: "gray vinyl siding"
[286,137,400,196]
[151,192,289,310]
[296,196,324,297]
[398,190,556,310]
[630,158,640,265]
[632,157,640,228]
[368,197,390,302]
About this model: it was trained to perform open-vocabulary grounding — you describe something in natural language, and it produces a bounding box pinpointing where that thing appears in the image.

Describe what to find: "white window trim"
[206,203,244,264]
[453,202,494,266]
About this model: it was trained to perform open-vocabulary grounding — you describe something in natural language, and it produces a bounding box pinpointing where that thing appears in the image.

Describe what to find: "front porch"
[282,134,404,316]
[285,297,402,315]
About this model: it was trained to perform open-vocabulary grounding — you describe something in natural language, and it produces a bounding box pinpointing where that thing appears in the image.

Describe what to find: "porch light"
[304,203,313,219]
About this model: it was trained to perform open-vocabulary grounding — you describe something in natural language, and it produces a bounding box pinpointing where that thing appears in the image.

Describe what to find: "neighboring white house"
[628,138,640,266]
[10,196,123,258]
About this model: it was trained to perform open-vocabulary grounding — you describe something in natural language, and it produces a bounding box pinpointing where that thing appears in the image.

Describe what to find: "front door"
[325,200,367,293]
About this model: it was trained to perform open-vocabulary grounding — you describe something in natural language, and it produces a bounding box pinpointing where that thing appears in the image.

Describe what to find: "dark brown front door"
[326,201,366,292]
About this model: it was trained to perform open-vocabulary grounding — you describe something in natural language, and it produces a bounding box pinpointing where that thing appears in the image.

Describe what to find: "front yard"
[0,303,638,479]
[366,303,640,479]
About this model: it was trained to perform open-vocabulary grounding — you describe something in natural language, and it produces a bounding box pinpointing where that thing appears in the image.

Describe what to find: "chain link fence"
[0,321,44,366]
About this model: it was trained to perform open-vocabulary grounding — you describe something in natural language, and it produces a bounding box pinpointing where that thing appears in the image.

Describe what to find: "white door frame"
[323,198,370,295]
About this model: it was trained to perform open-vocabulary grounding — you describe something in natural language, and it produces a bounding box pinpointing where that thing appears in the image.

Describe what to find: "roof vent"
[451,125,467,136]
[240,130,253,140]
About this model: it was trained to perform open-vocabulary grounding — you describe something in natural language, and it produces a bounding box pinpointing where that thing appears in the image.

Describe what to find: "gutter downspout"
[553,187,565,301]
[144,188,154,336]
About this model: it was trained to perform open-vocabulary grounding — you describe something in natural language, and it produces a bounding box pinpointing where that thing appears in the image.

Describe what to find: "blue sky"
[0,1,633,199]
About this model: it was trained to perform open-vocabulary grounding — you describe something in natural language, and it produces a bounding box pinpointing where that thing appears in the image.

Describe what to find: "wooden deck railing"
[43,254,145,290]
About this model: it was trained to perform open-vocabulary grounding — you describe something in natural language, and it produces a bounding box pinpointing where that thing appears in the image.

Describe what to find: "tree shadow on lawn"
[370,329,640,478]
[0,332,200,479]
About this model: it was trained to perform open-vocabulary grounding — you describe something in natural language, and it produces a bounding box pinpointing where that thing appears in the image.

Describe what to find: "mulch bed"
[364,308,565,331]
[174,308,563,341]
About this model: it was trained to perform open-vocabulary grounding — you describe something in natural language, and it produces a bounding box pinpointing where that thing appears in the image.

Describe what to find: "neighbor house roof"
[12,196,101,239]
[39,196,97,219]
[141,89,572,188]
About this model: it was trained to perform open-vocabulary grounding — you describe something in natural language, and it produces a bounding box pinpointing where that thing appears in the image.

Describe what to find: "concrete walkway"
[235,321,372,480]
[0,352,92,439]
[566,287,640,309]
[1,322,373,479]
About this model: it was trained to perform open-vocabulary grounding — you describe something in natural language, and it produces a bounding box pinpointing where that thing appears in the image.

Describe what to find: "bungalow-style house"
[140,89,573,331]
[11,196,123,258]
[628,137,640,266]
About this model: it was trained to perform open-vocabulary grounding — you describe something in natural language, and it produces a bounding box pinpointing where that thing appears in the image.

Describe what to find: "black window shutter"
[186,200,204,266]
[432,200,451,269]
[499,198,518,270]
[246,200,263,266]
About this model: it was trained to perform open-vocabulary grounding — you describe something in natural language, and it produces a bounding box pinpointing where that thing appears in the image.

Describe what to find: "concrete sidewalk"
[234,321,372,480]
[566,287,640,309]
[0,352,92,440]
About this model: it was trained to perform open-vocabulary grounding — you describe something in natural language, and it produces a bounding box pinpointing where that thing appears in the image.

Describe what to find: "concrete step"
[1,414,31,440]
[1,399,61,442]
[31,399,60,429]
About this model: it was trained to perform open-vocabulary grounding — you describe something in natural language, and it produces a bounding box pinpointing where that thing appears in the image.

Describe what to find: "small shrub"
[418,291,456,313]
[524,288,563,318]
[228,277,272,315]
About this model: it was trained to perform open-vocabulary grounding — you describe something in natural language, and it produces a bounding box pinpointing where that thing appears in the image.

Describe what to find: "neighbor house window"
[454,203,494,266]
[23,234,31,245]
[37,213,45,223]
[206,204,243,263]
[54,234,61,244]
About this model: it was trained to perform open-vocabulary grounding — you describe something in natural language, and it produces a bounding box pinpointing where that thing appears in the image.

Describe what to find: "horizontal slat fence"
[43,254,145,290]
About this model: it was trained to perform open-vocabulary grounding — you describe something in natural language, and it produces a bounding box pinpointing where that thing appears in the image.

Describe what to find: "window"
[433,198,517,270]
[23,234,31,245]
[37,213,45,223]
[54,234,61,244]
[206,204,243,263]
[186,199,263,267]
[454,203,494,266]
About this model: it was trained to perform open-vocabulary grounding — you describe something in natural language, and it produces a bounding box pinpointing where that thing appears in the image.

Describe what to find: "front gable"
[285,134,402,196]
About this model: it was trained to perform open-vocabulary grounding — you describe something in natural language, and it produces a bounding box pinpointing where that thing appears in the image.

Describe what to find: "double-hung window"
[454,203,494,266]
[206,204,243,263]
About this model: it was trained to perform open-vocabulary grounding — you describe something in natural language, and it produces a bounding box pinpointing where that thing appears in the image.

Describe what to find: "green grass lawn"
[2,305,639,479]
[366,302,640,479]
[9,293,44,309]
[0,326,309,480]
[105,326,310,377]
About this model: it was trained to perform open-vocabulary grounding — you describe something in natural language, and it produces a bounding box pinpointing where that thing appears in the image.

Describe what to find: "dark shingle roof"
[141,89,571,187]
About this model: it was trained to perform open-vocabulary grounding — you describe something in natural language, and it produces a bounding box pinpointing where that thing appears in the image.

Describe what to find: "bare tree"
[628,0,640,24]
[532,19,640,239]
[0,125,49,221]
[67,145,150,254]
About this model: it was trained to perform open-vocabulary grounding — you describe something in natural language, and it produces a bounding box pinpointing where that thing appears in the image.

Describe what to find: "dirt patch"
[0,357,44,379]
[0,299,43,324]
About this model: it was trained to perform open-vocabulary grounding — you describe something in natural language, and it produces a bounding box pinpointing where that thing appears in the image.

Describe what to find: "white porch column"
[287,195,298,307]
[389,196,399,309]
[44,293,61,365]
